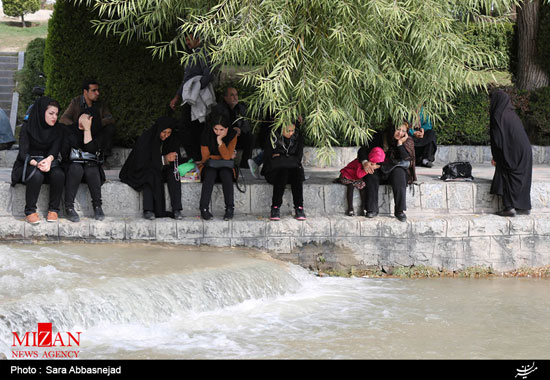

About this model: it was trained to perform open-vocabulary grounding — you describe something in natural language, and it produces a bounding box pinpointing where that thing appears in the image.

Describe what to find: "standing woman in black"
[489,89,532,216]
[119,116,183,220]
[61,108,106,222]
[11,97,65,224]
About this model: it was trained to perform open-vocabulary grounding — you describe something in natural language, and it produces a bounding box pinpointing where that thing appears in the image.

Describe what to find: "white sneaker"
[248,159,260,179]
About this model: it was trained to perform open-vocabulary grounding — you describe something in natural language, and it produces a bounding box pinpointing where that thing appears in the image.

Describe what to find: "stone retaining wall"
[1,214,549,273]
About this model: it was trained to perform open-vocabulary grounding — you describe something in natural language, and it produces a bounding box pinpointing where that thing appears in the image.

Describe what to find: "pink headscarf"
[368,147,385,163]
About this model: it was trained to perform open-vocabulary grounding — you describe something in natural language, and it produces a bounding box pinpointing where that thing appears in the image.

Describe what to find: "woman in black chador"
[11,97,65,224]
[489,89,532,217]
[61,108,106,222]
[119,116,183,220]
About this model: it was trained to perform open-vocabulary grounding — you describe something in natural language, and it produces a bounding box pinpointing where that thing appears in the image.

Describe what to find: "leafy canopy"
[77,0,517,157]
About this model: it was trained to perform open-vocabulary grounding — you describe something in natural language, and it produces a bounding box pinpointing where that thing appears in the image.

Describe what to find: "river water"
[0,243,549,360]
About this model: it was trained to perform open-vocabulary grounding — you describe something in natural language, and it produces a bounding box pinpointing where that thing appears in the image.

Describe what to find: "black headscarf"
[62,107,103,154]
[27,96,62,145]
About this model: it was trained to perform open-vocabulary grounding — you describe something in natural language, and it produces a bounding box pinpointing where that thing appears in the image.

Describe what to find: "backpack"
[440,161,473,181]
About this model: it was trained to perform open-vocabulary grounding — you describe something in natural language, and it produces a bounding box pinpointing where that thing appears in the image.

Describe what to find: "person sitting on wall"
[261,121,306,221]
[60,79,116,158]
[210,86,253,168]
[119,116,184,220]
[358,120,416,222]
[409,106,437,168]
[61,108,107,222]
[11,97,65,224]
[198,115,238,221]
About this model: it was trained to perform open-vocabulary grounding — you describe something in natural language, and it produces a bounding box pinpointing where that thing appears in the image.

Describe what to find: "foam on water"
[1,243,550,359]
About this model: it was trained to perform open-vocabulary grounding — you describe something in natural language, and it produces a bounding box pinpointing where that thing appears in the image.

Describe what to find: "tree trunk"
[516,0,549,90]
[20,15,26,28]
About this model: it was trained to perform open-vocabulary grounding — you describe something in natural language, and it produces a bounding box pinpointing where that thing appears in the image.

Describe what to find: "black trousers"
[179,104,205,161]
[200,167,234,210]
[235,132,253,168]
[363,167,407,214]
[413,129,437,163]
[64,163,102,209]
[271,167,304,208]
[24,166,65,215]
[143,166,182,213]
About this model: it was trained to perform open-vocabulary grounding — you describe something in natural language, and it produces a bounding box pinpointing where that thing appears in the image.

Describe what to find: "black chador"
[489,90,532,212]
[119,116,182,218]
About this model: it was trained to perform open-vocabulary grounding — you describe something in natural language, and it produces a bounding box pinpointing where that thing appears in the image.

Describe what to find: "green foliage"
[76,0,518,160]
[2,0,40,20]
[43,1,184,147]
[436,90,490,145]
[458,21,515,71]
[14,37,46,122]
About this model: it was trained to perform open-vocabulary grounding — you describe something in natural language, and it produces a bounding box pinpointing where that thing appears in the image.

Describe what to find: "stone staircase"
[0,52,20,128]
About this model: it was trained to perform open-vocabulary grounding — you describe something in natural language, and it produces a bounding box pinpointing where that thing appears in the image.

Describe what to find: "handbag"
[440,161,473,181]
[69,148,103,164]
[204,159,234,169]
[380,160,410,175]
[270,155,299,169]
[22,155,60,184]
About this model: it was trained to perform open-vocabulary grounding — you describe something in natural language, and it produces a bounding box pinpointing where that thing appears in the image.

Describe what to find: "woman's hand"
[272,153,280,158]
[216,128,228,145]
[169,95,181,110]
[491,159,496,167]
[413,128,424,139]
[78,114,92,131]
[362,160,380,175]
[37,156,54,173]
[396,134,408,146]
[164,152,178,163]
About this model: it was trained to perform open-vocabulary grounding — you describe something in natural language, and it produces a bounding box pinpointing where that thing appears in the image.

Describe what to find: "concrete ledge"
[2,214,549,272]
[2,172,550,218]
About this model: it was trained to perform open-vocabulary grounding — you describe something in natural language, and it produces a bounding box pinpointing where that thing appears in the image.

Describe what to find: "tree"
[516,0,550,90]
[2,0,41,28]
[79,0,516,158]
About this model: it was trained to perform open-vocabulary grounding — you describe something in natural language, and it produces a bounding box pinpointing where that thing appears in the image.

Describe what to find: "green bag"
[178,159,196,176]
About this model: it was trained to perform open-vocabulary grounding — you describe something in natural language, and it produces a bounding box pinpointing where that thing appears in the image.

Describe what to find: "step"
[0,77,14,85]
[0,92,13,101]
[0,62,18,71]
[0,56,18,64]
[0,165,549,218]
[0,70,15,79]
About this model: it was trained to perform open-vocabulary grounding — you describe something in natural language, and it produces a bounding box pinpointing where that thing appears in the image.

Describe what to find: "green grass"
[0,21,48,52]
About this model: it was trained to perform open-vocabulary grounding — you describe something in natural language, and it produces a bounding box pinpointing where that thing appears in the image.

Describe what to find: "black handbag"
[204,159,234,169]
[270,155,299,169]
[22,155,60,184]
[440,161,473,181]
[69,148,103,164]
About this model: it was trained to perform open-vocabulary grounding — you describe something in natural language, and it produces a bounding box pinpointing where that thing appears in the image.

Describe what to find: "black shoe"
[395,211,407,222]
[421,158,434,168]
[173,210,184,220]
[223,207,234,221]
[365,211,378,218]
[93,206,105,221]
[346,209,355,216]
[270,206,281,220]
[65,208,80,223]
[516,209,531,216]
[295,206,306,220]
[143,210,155,220]
[200,208,213,220]
[497,208,516,217]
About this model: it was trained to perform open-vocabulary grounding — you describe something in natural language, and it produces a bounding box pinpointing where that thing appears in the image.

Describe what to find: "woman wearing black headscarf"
[198,115,238,220]
[119,116,183,220]
[357,120,416,222]
[489,89,532,217]
[61,108,107,222]
[11,97,65,224]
